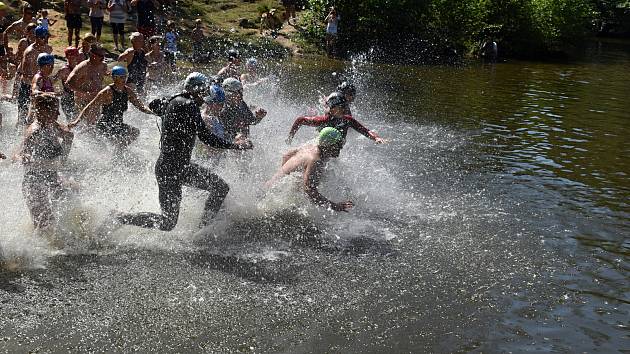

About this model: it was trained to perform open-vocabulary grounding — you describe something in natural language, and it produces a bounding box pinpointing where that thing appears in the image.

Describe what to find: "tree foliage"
[299,0,600,61]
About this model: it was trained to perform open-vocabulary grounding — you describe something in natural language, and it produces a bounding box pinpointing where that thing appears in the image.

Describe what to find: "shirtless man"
[53,47,82,120]
[65,43,108,112]
[145,35,167,86]
[266,127,353,212]
[17,26,52,126]
[3,4,35,44]
[216,48,241,81]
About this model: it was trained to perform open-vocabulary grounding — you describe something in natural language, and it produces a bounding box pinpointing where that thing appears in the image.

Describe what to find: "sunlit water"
[0,40,628,352]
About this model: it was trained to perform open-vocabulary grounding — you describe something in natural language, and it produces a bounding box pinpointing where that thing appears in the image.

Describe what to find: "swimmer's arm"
[304,160,353,212]
[31,75,42,94]
[65,66,83,92]
[55,122,74,159]
[194,111,243,150]
[348,116,387,144]
[118,49,133,65]
[68,88,111,127]
[127,87,153,114]
[287,115,326,142]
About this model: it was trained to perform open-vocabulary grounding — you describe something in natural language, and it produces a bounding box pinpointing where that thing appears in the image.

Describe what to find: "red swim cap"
[64,46,80,57]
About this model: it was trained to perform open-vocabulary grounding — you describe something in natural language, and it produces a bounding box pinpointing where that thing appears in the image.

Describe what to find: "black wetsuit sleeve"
[194,109,239,149]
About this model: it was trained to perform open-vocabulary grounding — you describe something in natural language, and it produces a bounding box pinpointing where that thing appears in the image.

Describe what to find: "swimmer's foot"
[92,211,124,248]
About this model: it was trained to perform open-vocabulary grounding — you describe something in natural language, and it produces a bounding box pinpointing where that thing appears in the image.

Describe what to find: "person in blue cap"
[201,82,226,140]
[113,72,252,231]
[17,26,52,126]
[266,127,354,212]
[68,66,153,148]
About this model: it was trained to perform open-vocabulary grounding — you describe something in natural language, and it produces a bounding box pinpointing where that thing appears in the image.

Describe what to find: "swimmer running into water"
[286,92,386,146]
[17,93,74,230]
[267,127,353,212]
[114,73,252,231]
[68,66,153,147]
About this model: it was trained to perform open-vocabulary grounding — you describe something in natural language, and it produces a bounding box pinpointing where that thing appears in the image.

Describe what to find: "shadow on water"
[196,209,399,257]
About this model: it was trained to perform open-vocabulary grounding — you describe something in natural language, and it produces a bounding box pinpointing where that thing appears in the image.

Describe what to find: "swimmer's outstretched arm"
[126,86,153,114]
[304,160,353,212]
[286,115,327,143]
[346,115,387,144]
[68,87,112,128]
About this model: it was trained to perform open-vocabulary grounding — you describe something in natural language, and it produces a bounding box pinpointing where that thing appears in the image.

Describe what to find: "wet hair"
[31,93,59,112]
[149,35,163,44]
[23,4,33,13]
[129,31,144,41]
[82,33,96,42]
[41,9,48,15]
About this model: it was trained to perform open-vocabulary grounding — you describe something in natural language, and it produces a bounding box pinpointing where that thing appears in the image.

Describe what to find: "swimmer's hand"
[374,137,388,144]
[255,108,267,120]
[233,136,253,150]
[0,152,6,159]
[332,200,354,212]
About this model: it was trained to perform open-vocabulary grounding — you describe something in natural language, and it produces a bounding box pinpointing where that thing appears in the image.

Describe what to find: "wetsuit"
[22,124,66,229]
[218,100,262,141]
[117,94,241,231]
[127,49,147,93]
[96,84,137,140]
[289,114,371,146]
[60,65,77,119]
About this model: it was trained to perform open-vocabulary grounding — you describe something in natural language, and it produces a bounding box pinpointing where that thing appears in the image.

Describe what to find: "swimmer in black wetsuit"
[68,66,153,147]
[115,72,252,231]
[118,32,147,95]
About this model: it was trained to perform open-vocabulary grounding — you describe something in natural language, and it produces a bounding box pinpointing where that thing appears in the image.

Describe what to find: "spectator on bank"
[130,0,159,38]
[480,38,498,63]
[64,0,83,47]
[108,0,129,51]
[163,20,177,67]
[78,33,97,61]
[281,0,296,22]
[191,19,204,62]
[87,0,106,41]
[325,7,340,57]
[37,10,58,31]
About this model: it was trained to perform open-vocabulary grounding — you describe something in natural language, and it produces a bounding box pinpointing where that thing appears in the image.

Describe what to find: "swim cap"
[64,46,80,57]
[37,53,54,66]
[325,92,346,108]
[226,48,240,60]
[184,72,209,93]
[203,84,225,104]
[0,2,8,11]
[318,127,343,147]
[246,57,258,67]
[337,81,356,96]
[222,77,243,92]
[111,66,127,77]
[34,26,49,38]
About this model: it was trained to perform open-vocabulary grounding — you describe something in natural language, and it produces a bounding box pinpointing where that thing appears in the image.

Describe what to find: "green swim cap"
[318,127,342,147]
[0,2,7,10]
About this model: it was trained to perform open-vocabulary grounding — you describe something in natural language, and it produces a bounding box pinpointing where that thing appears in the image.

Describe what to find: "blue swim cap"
[111,65,128,77]
[34,26,48,38]
[204,84,225,104]
[184,72,209,93]
[37,53,54,66]
[318,127,343,147]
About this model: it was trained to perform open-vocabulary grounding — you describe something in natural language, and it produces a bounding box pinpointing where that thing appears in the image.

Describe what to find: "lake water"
[0,40,628,352]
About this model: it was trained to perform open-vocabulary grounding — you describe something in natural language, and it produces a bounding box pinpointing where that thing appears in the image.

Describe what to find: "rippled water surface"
[0,40,628,352]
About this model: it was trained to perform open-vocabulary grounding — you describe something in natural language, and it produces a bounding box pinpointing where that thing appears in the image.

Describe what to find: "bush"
[298,0,599,61]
